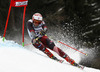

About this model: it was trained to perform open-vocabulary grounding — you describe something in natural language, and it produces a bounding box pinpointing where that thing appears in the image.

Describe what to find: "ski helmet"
[32,13,43,21]
[32,13,43,25]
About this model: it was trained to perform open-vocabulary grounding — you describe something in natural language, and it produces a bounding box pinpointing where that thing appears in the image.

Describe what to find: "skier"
[27,13,84,69]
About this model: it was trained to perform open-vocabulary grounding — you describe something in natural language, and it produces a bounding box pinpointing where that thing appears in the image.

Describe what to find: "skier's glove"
[40,30,46,36]
[32,36,40,44]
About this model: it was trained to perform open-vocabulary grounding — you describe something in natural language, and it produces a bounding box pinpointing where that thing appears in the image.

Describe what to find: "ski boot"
[64,55,84,69]
[73,62,84,69]
[53,56,64,63]
[64,55,75,65]
[57,59,64,63]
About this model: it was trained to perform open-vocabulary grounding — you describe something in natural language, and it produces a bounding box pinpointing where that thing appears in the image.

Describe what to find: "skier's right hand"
[32,36,39,44]
[39,30,46,36]
[32,39,36,44]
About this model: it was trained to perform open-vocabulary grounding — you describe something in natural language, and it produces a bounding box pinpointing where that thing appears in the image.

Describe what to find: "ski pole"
[58,41,87,56]
[24,43,32,46]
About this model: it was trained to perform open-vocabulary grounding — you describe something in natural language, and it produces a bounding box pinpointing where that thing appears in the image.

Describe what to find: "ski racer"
[27,13,83,69]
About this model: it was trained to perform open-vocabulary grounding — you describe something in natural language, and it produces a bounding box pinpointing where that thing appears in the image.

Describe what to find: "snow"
[91,17,100,21]
[0,37,100,72]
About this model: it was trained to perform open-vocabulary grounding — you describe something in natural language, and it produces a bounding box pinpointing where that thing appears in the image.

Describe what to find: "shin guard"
[44,48,54,58]
[44,48,60,61]
[64,55,75,65]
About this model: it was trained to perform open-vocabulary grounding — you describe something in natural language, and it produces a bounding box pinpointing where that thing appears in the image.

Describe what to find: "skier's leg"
[53,46,75,65]
[40,37,75,65]
[32,40,60,61]
[41,36,72,63]
[43,48,61,61]
[40,36,83,68]
[53,47,84,69]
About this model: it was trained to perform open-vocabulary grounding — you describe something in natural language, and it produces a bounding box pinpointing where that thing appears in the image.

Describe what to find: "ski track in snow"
[0,37,100,72]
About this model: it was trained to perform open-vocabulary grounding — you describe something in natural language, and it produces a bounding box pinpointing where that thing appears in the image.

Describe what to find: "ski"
[77,65,85,70]
[73,63,85,70]
[57,59,64,63]
[34,51,85,70]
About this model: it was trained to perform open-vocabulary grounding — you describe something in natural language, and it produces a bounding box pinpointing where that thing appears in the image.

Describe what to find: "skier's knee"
[32,39,46,51]
[46,39,55,50]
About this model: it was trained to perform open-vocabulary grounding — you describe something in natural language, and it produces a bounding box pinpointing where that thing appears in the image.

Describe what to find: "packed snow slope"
[0,37,100,72]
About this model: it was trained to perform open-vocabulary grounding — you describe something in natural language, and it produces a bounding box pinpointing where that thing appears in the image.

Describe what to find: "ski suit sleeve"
[27,20,36,39]
[27,20,34,32]
[39,22,48,36]
[42,21,48,33]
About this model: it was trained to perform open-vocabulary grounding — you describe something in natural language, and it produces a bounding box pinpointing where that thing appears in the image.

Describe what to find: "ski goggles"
[33,19,42,25]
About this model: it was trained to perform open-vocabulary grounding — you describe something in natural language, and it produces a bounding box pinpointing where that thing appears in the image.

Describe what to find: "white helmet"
[32,13,43,21]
